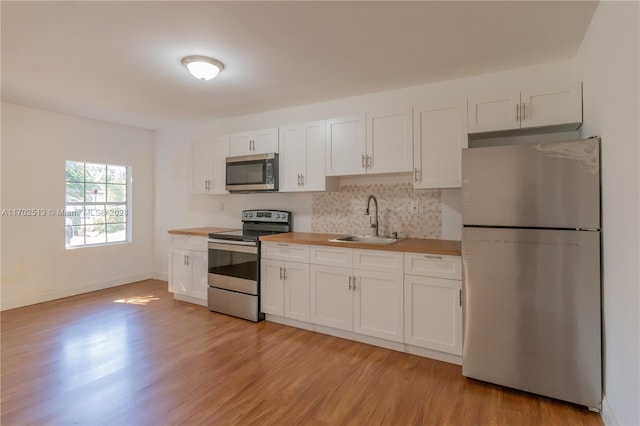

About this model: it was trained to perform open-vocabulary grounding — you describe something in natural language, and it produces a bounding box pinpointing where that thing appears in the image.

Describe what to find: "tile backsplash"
[311,183,441,239]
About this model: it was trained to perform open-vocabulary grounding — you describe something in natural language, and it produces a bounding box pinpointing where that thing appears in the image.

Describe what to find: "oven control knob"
[243,213,248,218]
[248,213,253,218]
[275,213,281,219]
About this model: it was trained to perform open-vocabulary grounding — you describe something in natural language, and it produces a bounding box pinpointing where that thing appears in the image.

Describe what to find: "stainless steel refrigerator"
[461,138,601,411]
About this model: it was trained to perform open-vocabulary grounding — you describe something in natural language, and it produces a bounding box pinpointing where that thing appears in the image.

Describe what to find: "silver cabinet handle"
[348,276,352,290]
[185,255,189,266]
[183,255,186,266]
[366,155,371,169]
[300,174,304,186]
[352,276,356,291]
[423,254,443,260]
[279,267,283,280]
[283,268,287,280]
[459,289,462,307]
[414,168,419,182]
[516,103,520,121]
[522,103,526,121]
[362,155,366,168]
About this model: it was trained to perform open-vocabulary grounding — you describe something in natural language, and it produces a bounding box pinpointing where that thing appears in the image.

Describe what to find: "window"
[65,161,130,248]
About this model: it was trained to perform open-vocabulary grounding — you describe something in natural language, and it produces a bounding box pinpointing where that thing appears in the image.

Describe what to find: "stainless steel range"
[207,210,292,322]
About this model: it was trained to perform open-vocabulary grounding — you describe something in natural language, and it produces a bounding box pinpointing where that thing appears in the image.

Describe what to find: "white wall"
[153,60,579,278]
[1,102,155,310]
[576,2,640,425]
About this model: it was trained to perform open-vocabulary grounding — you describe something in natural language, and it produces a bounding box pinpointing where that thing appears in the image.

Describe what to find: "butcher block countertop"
[168,227,237,237]
[260,232,461,256]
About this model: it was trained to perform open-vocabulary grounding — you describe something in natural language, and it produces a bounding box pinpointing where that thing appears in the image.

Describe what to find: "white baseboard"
[1,272,153,311]
[173,293,207,307]
[153,272,168,281]
[601,395,620,426]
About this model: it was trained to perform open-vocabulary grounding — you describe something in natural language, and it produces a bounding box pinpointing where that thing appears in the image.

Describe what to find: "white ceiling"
[1,1,598,130]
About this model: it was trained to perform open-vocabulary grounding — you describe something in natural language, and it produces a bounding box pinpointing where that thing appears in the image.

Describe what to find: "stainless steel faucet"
[365,195,379,236]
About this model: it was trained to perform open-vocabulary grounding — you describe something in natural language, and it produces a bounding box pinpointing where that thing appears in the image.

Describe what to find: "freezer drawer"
[462,227,601,410]
[462,138,600,229]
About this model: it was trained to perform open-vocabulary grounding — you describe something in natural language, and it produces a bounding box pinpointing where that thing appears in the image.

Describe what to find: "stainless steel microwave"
[225,153,278,192]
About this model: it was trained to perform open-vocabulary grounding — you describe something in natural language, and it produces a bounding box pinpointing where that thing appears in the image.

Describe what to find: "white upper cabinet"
[279,120,330,192]
[413,98,467,189]
[325,115,366,176]
[467,90,521,133]
[366,109,413,174]
[468,81,582,133]
[229,127,279,156]
[520,82,582,129]
[191,135,229,195]
[325,110,412,176]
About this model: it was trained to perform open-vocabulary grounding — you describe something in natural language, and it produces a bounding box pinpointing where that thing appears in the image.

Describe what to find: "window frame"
[65,160,132,249]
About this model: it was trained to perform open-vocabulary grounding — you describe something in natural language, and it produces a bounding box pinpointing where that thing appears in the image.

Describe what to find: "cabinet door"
[404,274,462,355]
[284,261,310,322]
[325,115,366,176]
[301,121,327,191]
[192,140,213,194]
[467,90,520,133]
[168,250,190,295]
[210,136,229,194]
[367,109,413,174]
[353,270,403,342]
[253,128,279,154]
[229,131,254,156]
[261,259,285,316]
[521,82,582,129]
[309,264,353,331]
[413,99,467,189]
[278,124,305,192]
[188,250,208,300]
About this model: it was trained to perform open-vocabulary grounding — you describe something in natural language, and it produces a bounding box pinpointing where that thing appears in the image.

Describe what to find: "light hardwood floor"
[1,279,602,425]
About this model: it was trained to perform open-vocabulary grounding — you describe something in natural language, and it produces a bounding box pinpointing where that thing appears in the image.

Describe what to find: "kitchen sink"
[328,235,403,245]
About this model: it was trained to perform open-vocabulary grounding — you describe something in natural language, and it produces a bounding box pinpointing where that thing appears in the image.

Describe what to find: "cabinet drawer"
[404,253,462,280]
[309,246,353,268]
[353,249,403,273]
[262,243,310,262]
[170,235,207,252]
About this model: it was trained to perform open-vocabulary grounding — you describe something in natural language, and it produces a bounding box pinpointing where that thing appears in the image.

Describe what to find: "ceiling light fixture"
[181,55,224,81]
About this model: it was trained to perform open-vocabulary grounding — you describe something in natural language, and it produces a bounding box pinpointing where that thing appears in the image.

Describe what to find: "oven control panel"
[242,210,291,223]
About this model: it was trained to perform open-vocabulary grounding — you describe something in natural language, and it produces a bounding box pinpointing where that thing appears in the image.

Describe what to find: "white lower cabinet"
[261,259,310,321]
[352,269,403,342]
[309,264,353,331]
[403,252,463,356]
[168,235,208,303]
[309,247,404,343]
[261,243,311,321]
[404,274,462,355]
[260,242,463,362]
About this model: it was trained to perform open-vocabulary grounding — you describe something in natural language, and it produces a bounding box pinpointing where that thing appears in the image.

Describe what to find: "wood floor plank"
[1,279,602,425]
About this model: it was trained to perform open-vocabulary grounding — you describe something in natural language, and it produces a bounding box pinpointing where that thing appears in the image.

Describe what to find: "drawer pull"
[423,255,443,260]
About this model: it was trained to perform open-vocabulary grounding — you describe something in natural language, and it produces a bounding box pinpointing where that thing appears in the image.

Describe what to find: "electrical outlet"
[410,200,419,215]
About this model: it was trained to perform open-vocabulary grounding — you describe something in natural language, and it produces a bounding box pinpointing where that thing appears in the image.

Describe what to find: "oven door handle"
[208,239,256,246]
[208,240,258,254]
